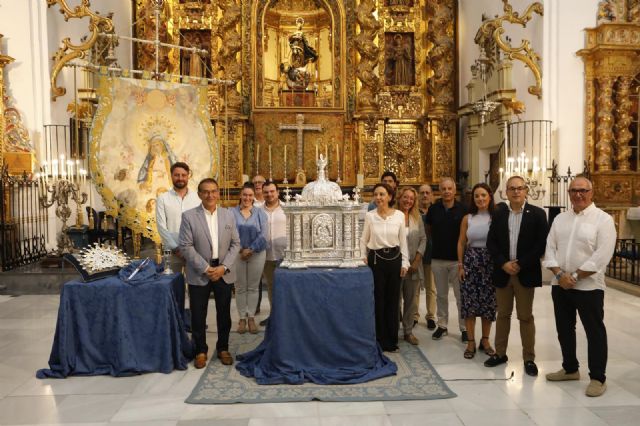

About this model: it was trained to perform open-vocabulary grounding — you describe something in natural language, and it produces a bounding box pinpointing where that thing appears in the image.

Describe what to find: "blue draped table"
[236,267,397,385]
[37,273,193,378]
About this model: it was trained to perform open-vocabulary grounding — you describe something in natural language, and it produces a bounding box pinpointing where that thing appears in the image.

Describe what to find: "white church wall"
[1,0,57,250]
[459,0,601,188]
[0,0,51,159]
[47,0,132,126]
[458,0,544,187]
[543,0,599,176]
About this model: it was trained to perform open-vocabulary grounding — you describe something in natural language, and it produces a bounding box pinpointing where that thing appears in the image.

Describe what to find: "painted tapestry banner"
[91,76,216,240]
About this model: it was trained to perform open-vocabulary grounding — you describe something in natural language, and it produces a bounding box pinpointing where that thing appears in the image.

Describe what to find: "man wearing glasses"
[485,175,548,376]
[179,178,241,368]
[543,176,616,397]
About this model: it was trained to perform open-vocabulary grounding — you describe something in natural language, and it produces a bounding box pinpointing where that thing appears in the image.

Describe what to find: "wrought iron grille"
[0,168,49,271]
[607,238,639,286]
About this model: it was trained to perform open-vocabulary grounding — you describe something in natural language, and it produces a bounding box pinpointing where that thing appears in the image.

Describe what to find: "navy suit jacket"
[486,202,548,288]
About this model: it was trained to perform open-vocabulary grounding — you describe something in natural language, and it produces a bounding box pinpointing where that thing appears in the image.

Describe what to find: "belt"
[371,246,400,264]
[210,258,220,266]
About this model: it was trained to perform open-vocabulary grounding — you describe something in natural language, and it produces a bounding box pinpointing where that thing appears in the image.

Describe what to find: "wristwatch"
[571,272,578,280]
[223,265,230,274]
[555,271,564,281]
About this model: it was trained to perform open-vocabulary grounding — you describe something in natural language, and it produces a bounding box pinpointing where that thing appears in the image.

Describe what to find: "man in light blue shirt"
[155,162,201,272]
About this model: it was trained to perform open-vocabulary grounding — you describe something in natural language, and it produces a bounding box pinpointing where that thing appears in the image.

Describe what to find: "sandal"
[464,339,476,359]
[479,336,496,356]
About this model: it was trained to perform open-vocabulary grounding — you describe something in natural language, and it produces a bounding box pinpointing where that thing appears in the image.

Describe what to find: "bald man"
[543,176,616,397]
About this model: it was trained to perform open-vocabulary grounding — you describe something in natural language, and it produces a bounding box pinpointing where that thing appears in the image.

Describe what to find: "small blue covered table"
[236,267,397,385]
[37,273,193,378]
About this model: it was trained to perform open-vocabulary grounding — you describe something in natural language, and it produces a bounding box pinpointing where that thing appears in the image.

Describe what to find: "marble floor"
[1,285,640,426]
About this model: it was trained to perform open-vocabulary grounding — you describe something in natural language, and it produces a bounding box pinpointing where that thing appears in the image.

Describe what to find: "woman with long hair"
[397,186,426,345]
[457,182,497,359]
[361,183,409,352]
[231,182,268,334]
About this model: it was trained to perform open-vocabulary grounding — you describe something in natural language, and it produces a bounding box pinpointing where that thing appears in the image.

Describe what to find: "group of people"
[155,163,287,369]
[156,162,617,397]
[361,171,616,397]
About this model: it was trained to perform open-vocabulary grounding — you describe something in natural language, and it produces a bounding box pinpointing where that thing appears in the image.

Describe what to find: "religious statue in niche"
[385,33,415,86]
[180,31,211,79]
[137,134,177,192]
[280,17,319,91]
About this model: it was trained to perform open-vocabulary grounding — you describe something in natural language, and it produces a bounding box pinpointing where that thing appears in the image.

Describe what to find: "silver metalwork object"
[162,249,173,274]
[39,178,88,254]
[77,242,130,275]
[280,155,367,269]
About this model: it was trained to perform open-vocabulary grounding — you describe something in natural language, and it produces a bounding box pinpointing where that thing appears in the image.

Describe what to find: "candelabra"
[38,170,88,254]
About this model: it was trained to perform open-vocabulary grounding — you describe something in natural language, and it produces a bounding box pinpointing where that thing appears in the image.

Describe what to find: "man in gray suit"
[179,178,241,368]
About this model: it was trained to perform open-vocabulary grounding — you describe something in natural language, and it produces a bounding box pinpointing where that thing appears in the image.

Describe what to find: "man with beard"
[258,181,287,326]
[156,162,201,273]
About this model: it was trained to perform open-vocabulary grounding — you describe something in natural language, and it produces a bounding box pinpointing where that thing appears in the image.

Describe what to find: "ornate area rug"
[186,333,456,404]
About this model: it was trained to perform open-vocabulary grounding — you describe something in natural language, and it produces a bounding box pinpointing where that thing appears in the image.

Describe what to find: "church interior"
[1,0,640,424]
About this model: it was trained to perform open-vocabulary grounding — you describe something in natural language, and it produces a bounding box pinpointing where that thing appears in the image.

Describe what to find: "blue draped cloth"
[37,272,193,378]
[236,267,397,385]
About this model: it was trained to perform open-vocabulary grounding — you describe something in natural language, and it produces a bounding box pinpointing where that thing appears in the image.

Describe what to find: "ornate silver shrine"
[280,155,367,269]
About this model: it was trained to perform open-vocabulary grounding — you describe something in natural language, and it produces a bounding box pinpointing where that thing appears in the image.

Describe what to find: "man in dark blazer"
[485,175,548,376]
[179,178,241,368]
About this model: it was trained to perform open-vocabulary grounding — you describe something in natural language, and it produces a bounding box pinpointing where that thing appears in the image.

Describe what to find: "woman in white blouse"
[361,183,409,353]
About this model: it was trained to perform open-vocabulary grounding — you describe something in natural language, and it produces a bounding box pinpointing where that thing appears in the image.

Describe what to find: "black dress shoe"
[484,354,508,367]
[426,319,436,330]
[432,326,448,340]
[524,360,539,376]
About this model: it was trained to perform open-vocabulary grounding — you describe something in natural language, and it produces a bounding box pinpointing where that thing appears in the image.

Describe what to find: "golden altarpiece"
[578,0,640,206]
[131,0,459,188]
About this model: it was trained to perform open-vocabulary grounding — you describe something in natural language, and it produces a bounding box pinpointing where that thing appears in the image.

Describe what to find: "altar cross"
[279,114,322,175]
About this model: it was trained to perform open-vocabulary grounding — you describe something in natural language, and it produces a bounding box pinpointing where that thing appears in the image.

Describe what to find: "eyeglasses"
[568,188,591,195]
[507,186,528,192]
[199,189,219,196]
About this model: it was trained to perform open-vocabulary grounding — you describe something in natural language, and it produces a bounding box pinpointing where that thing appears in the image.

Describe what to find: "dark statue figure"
[280,17,318,90]
[386,33,415,86]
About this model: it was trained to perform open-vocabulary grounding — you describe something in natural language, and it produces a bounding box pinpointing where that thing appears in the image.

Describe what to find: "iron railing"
[0,167,49,271]
[607,238,639,286]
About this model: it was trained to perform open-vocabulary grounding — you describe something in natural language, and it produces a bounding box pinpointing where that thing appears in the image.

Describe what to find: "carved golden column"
[0,34,15,172]
[614,76,633,171]
[595,76,615,172]
[215,0,242,114]
[354,0,382,113]
[578,22,640,206]
[425,0,458,182]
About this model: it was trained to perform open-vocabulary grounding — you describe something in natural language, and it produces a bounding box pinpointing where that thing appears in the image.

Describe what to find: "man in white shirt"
[259,181,287,325]
[543,176,617,397]
[155,162,201,272]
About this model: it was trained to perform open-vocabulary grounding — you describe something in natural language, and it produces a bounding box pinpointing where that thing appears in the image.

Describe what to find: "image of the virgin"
[137,134,178,185]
